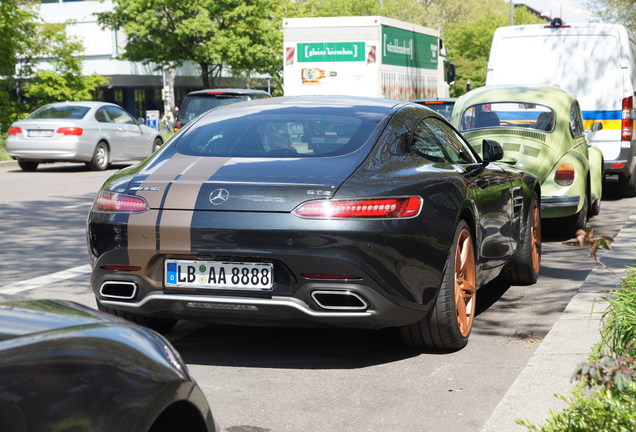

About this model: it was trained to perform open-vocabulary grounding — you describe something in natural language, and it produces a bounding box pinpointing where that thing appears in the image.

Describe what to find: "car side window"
[570,101,585,138]
[95,108,111,123]
[412,118,477,164]
[105,106,135,125]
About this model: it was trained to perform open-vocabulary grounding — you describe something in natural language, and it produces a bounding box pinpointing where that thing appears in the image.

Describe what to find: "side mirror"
[137,117,145,125]
[482,139,504,164]
[586,122,603,133]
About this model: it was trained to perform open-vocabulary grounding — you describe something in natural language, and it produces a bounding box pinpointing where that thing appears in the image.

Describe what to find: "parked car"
[0,297,218,432]
[451,85,604,234]
[87,95,541,352]
[412,98,456,120]
[174,88,271,131]
[6,101,164,172]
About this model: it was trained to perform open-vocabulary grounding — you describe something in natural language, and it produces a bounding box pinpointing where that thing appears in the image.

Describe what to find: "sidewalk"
[481,214,636,431]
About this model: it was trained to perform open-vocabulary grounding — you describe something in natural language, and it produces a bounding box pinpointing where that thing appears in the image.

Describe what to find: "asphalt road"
[1,160,634,432]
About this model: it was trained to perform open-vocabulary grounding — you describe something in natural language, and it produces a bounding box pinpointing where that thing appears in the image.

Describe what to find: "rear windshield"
[180,95,249,122]
[459,102,555,132]
[175,105,386,158]
[28,106,90,120]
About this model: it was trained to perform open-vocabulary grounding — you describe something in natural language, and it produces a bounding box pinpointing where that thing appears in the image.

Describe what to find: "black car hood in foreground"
[0,299,125,341]
[117,152,370,212]
[0,299,217,432]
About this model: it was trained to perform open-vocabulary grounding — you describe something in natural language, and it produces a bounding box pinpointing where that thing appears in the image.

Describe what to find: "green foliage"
[521,241,636,431]
[585,0,636,28]
[0,133,9,162]
[99,0,282,89]
[0,5,107,129]
[518,385,636,431]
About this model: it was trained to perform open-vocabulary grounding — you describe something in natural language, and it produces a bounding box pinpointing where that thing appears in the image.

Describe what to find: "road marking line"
[0,264,92,294]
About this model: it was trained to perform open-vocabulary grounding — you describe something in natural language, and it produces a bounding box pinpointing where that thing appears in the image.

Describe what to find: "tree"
[0,1,107,129]
[23,23,108,106]
[98,0,281,89]
[585,0,636,28]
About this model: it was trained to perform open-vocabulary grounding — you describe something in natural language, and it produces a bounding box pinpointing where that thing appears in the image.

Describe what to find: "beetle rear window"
[175,106,385,158]
[459,102,555,133]
[28,106,90,120]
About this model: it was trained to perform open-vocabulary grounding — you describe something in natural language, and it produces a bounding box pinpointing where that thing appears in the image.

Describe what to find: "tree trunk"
[200,62,210,88]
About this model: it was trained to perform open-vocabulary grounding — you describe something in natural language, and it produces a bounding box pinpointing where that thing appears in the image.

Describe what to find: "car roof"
[41,101,120,109]
[453,85,577,119]
[199,95,408,111]
[186,88,271,96]
[412,98,457,104]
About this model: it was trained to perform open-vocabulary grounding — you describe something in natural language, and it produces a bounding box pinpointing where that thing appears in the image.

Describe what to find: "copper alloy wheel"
[531,200,541,274]
[455,228,476,337]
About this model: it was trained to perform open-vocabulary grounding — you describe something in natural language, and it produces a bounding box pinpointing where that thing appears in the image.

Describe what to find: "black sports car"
[87,96,541,351]
[0,298,218,432]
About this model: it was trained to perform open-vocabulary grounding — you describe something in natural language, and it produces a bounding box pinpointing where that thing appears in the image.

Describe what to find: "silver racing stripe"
[126,155,232,289]
[158,157,231,253]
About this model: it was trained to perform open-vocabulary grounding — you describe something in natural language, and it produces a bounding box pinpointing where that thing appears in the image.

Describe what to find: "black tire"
[96,300,177,333]
[87,141,109,171]
[504,193,541,285]
[619,173,636,197]
[568,194,589,234]
[152,136,163,153]
[400,220,476,352]
[18,160,39,171]
[589,196,601,217]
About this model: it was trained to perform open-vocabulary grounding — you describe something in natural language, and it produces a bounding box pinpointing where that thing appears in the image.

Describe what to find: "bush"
[0,133,9,161]
[519,258,636,431]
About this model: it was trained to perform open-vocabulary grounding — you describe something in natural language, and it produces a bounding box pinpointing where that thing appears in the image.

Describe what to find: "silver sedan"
[6,101,164,171]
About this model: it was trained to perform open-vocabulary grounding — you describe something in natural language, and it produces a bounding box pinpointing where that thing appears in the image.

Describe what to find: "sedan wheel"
[153,137,163,153]
[87,142,109,171]
[400,220,476,351]
[18,160,39,171]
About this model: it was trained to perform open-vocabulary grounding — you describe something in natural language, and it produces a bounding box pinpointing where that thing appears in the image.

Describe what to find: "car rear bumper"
[92,270,428,329]
[7,137,92,162]
[540,195,580,218]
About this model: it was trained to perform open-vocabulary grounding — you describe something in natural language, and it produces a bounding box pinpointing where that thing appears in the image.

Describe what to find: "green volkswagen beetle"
[451,85,604,234]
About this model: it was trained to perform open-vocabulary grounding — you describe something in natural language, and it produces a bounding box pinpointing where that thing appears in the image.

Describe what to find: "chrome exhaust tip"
[311,290,368,310]
[100,281,137,300]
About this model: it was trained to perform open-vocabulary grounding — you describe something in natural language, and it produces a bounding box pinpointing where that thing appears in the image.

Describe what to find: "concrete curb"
[481,214,636,431]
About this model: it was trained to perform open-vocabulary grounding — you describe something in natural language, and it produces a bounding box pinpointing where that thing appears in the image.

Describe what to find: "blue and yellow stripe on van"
[582,110,624,130]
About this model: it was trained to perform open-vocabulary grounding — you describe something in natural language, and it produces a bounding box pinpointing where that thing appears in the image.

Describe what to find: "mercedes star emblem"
[209,188,230,205]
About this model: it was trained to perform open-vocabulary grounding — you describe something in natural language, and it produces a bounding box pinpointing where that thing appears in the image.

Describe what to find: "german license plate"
[27,129,53,137]
[165,259,273,290]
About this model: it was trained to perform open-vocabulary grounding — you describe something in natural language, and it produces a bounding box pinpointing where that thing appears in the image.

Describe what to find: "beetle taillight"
[92,191,149,213]
[555,163,575,186]
[293,197,423,219]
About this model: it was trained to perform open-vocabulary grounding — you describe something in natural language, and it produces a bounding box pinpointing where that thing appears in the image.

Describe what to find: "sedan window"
[460,102,555,133]
[105,106,135,125]
[28,105,90,120]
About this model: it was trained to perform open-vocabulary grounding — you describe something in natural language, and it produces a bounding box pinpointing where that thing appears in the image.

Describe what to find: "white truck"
[282,16,455,101]
[486,18,636,196]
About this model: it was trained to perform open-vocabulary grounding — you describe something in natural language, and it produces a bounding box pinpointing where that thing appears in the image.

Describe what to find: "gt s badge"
[130,186,160,191]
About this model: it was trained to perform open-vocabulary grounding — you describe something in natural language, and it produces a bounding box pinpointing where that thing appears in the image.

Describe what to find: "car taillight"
[622,96,633,142]
[57,127,84,136]
[7,126,22,135]
[92,191,149,213]
[555,163,575,186]
[293,197,423,219]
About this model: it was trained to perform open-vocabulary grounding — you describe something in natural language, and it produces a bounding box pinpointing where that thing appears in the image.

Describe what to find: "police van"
[486,18,636,196]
